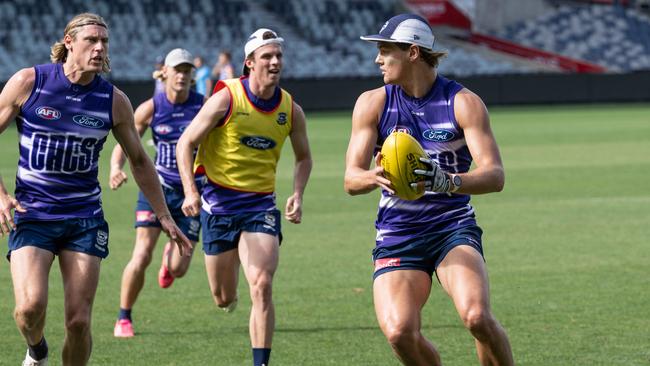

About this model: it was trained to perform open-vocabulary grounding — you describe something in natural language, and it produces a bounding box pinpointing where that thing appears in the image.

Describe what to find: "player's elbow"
[343,176,365,196]
[493,168,505,192]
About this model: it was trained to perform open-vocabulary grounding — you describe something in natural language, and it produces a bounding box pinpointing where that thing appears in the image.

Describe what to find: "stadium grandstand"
[1,0,650,105]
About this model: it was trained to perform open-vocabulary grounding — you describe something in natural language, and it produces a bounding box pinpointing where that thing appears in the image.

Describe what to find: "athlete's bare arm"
[176,87,231,217]
[452,89,505,194]
[108,98,153,190]
[284,102,313,224]
[344,87,394,195]
[111,87,192,255]
[0,68,34,234]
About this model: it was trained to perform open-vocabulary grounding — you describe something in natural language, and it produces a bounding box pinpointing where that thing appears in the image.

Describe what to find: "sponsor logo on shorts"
[154,124,173,135]
[276,112,287,125]
[465,236,480,246]
[374,257,401,271]
[95,230,108,252]
[36,106,61,120]
[387,125,412,135]
[73,114,105,129]
[423,129,455,142]
[240,136,276,150]
[263,213,276,230]
[188,219,200,236]
[136,210,157,222]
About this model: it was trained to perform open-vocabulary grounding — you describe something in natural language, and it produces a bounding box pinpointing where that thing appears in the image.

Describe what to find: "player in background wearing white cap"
[176,28,312,366]
[345,14,514,365]
[112,48,205,338]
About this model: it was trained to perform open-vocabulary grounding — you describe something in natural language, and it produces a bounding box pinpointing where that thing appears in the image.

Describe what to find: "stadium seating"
[499,3,650,71]
[0,0,548,80]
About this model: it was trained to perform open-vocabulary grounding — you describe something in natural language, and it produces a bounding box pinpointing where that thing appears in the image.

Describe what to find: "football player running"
[344,14,514,366]
[111,48,205,338]
[0,13,191,366]
[176,28,312,366]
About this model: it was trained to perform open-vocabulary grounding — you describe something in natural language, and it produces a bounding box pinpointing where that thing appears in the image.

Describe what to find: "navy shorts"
[8,217,110,259]
[201,209,282,255]
[135,188,200,242]
[372,225,484,280]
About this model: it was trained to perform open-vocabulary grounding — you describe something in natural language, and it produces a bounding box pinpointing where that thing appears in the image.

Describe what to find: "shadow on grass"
[276,324,460,333]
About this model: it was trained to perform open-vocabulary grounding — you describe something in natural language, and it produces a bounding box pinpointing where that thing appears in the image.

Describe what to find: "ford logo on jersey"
[73,115,104,129]
[241,136,276,150]
[36,106,61,120]
[154,124,173,135]
[423,129,455,142]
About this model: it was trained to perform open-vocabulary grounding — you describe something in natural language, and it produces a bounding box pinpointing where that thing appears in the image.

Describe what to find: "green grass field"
[1,104,649,365]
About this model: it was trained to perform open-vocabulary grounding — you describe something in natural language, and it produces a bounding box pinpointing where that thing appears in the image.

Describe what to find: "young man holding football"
[344,13,514,366]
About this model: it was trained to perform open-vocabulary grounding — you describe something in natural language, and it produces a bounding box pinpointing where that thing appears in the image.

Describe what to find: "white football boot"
[22,350,48,366]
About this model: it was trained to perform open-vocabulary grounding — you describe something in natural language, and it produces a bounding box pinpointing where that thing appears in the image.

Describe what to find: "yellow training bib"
[194,78,293,193]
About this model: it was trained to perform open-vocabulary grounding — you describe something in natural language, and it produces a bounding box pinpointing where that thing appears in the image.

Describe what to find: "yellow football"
[380,131,429,200]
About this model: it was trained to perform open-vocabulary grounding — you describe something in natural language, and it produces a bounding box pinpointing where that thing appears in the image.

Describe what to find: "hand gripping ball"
[380,131,429,200]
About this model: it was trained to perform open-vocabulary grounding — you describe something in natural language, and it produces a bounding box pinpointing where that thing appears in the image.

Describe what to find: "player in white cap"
[111,48,205,338]
[176,28,312,366]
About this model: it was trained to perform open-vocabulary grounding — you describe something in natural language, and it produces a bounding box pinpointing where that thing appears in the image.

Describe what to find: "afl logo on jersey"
[241,136,276,150]
[423,129,455,142]
[387,126,413,135]
[276,112,287,125]
[154,124,173,135]
[36,106,61,120]
[73,115,105,129]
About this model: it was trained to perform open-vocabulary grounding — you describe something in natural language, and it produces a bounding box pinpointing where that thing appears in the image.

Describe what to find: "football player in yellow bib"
[177,28,312,366]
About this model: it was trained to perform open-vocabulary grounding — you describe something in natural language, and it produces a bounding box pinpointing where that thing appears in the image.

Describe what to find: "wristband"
[450,174,462,193]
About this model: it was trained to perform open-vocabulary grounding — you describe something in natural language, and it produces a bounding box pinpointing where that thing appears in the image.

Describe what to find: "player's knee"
[249,276,273,304]
[14,302,46,328]
[461,306,494,336]
[383,324,419,349]
[65,314,91,336]
[131,251,153,268]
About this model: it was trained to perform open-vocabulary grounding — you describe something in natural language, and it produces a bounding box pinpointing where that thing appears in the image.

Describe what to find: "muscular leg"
[373,270,441,366]
[10,247,55,346]
[238,232,278,348]
[205,248,240,309]
[119,227,161,310]
[167,240,197,278]
[59,250,101,366]
[436,245,514,366]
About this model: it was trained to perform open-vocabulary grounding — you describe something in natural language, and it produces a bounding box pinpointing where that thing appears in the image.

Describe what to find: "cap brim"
[360,35,434,53]
[360,34,395,43]
[167,62,196,68]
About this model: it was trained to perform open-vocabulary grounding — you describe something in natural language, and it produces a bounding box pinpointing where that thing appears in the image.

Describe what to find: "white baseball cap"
[243,28,284,75]
[360,13,435,52]
[164,48,195,68]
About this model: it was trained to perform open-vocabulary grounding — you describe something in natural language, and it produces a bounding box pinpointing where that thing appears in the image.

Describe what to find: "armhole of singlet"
[214,80,232,127]
[377,85,391,138]
[288,93,294,132]
[107,84,115,128]
[150,94,159,128]
[21,66,42,111]
[447,84,463,133]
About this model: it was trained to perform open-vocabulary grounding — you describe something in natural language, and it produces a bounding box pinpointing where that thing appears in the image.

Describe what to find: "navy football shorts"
[8,217,110,259]
[201,209,282,255]
[372,225,484,280]
[134,187,200,242]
